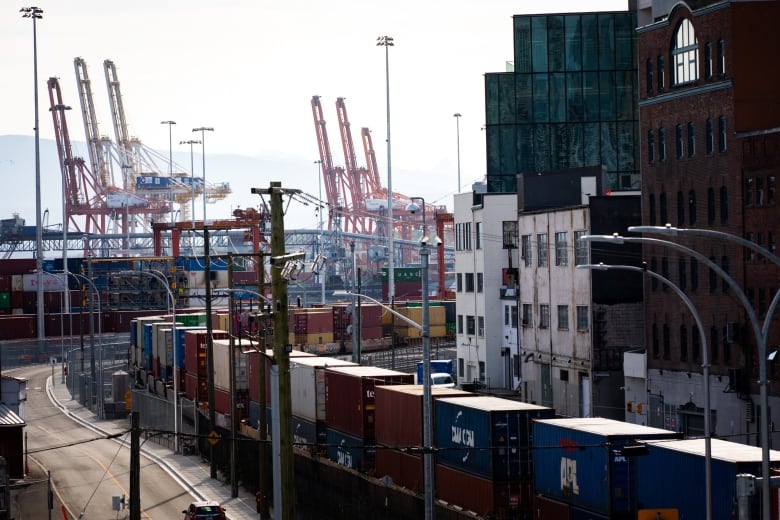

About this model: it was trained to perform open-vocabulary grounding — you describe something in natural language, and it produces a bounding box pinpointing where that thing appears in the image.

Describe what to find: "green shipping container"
[381,267,421,282]
[177,313,207,326]
[0,292,9,309]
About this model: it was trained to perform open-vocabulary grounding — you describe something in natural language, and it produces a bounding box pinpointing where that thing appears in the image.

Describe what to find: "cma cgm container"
[637,438,780,520]
[435,396,554,480]
[326,427,375,472]
[436,463,533,518]
[325,366,414,439]
[532,418,680,518]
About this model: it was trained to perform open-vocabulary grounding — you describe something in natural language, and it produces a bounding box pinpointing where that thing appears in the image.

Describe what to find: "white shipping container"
[11,274,23,292]
[290,356,357,422]
[23,272,67,292]
[135,316,165,350]
[212,339,248,392]
[151,322,172,367]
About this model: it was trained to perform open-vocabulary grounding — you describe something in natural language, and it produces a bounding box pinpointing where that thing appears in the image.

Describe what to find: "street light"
[453,113,462,193]
[406,196,439,520]
[629,224,780,519]
[22,6,45,354]
[192,127,214,223]
[180,139,201,230]
[578,261,712,520]
[377,35,395,302]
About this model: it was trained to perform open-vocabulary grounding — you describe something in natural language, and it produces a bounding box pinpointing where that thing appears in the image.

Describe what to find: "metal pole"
[193,127,214,222]
[180,140,200,230]
[227,256,238,497]
[377,35,395,302]
[454,113,462,193]
[204,226,217,479]
[316,160,325,305]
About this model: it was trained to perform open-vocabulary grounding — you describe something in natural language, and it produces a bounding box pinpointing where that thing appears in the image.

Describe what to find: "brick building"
[638,0,780,439]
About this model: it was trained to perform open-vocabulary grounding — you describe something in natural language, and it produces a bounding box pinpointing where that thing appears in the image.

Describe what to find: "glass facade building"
[485,12,638,193]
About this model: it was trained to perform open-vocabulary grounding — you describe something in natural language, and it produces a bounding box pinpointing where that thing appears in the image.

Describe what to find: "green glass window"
[565,16,582,71]
[531,17,548,72]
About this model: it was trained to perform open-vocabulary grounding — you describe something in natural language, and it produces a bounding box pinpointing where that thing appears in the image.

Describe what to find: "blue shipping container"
[174,326,205,370]
[435,396,554,480]
[143,324,155,370]
[326,428,375,472]
[637,438,780,520]
[291,416,319,448]
[533,418,679,517]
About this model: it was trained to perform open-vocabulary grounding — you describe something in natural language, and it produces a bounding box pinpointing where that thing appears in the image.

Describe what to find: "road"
[16,364,195,519]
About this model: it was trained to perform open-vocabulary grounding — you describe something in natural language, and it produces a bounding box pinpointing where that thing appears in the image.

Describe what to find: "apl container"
[532,417,680,517]
[637,438,780,520]
[325,366,414,439]
[435,396,554,480]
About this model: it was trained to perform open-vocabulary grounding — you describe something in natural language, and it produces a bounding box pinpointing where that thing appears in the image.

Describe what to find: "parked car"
[182,500,226,520]
[431,373,456,388]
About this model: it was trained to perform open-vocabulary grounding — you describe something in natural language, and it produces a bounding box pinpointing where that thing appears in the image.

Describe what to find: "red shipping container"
[11,291,24,310]
[0,275,10,292]
[0,315,36,340]
[375,448,423,493]
[183,329,229,376]
[0,259,36,275]
[174,367,186,395]
[184,372,208,402]
[324,366,413,439]
[375,384,473,448]
[436,464,533,518]
[357,303,382,329]
[531,494,570,520]
[215,387,230,415]
[361,326,384,340]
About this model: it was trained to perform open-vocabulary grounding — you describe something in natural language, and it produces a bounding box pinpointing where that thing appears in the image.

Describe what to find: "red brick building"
[638,0,780,439]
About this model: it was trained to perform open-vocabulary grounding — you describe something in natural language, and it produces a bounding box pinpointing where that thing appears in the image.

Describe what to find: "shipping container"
[435,396,554,480]
[532,494,569,520]
[325,366,414,439]
[532,417,680,517]
[184,372,208,402]
[212,338,248,392]
[0,315,36,340]
[375,448,423,493]
[183,329,229,378]
[374,384,472,448]
[436,463,533,517]
[291,415,319,449]
[325,427,375,472]
[247,348,316,404]
[0,292,9,309]
[290,356,357,424]
[637,438,780,520]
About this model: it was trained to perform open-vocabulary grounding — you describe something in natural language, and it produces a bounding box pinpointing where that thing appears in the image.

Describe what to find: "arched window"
[672,19,698,85]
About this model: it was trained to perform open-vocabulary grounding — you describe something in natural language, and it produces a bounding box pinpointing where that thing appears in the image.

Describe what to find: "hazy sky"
[3,0,627,229]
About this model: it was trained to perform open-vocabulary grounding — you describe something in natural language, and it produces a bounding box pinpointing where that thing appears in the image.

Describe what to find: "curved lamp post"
[121,269,179,452]
[629,224,780,519]
[577,261,712,520]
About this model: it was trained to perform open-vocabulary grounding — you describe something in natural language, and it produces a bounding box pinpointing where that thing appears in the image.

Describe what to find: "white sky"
[2,0,627,229]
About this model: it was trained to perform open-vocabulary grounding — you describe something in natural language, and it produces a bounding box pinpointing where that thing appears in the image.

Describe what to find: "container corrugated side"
[532,494,569,520]
[435,396,554,480]
[375,448,423,493]
[290,356,357,423]
[532,418,679,516]
[637,438,780,520]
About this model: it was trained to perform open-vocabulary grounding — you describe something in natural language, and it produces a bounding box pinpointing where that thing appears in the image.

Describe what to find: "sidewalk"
[46,377,260,520]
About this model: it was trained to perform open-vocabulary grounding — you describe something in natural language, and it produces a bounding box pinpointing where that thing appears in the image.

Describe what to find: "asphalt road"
[13,364,196,519]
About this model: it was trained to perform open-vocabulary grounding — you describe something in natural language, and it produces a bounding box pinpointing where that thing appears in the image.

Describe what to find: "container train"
[127,311,780,520]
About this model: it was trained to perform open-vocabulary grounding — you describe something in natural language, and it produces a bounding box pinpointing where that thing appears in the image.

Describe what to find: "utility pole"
[228,255,238,498]
[204,226,217,479]
[251,182,297,519]
[129,411,140,520]
[257,252,270,520]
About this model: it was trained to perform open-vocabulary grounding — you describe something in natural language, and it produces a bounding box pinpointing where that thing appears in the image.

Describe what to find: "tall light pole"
[161,121,176,224]
[315,159,325,305]
[377,35,395,301]
[453,113,462,193]
[406,196,435,520]
[629,224,780,520]
[578,261,712,520]
[180,139,201,229]
[192,127,214,222]
[22,6,45,352]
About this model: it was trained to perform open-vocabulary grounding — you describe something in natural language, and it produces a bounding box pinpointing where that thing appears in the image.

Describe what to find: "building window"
[704,42,712,79]
[676,124,684,160]
[710,326,719,364]
[723,325,731,365]
[769,176,776,206]
[537,233,548,267]
[661,257,670,291]
[707,187,715,225]
[663,324,671,360]
[677,191,685,227]
[680,325,688,361]
[720,186,728,225]
[718,116,727,152]
[647,129,655,164]
[717,38,726,76]
[652,323,660,359]
[458,357,464,377]
[692,327,701,361]
[521,234,532,267]
[465,273,474,292]
[539,304,550,329]
[649,194,656,225]
[688,190,696,225]
[746,232,755,262]
[476,272,483,293]
[465,222,472,250]
[511,305,518,328]
[706,119,714,154]
[522,304,532,327]
[660,192,668,225]
[457,315,463,334]
[770,232,777,254]
[646,58,653,94]
[557,305,569,330]
[721,256,730,294]
[478,316,484,338]
[456,273,462,292]
[479,361,485,382]
[657,55,665,90]
[650,257,659,291]
[659,127,667,161]
[475,222,482,250]
[466,315,475,335]
[672,19,698,85]
[757,178,765,206]
[502,221,518,249]
[504,305,510,326]
[678,257,687,291]
[746,177,754,206]
[574,230,588,266]
[709,256,718,294]
[687,122,695,157]
[555,231,568,267]
[690,257,698,291]
[576,305,589,331]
